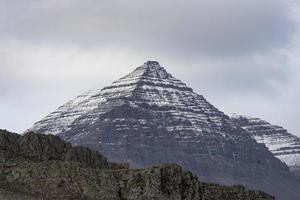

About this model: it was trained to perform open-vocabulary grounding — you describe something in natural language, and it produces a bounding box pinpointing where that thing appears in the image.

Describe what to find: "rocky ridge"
[28,61,300,200]
[230,114,300,171]
[0,129,274,200]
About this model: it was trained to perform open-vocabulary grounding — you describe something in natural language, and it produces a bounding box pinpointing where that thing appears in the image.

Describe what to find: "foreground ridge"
[28,61,300,200]
[0,129,273,200]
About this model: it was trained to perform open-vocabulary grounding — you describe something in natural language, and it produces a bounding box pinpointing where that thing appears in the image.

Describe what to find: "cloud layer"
[1,0,295,55]
[0,0,300,135]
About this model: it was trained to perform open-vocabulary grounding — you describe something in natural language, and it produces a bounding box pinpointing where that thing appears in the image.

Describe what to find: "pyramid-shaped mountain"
[29,61,300,200]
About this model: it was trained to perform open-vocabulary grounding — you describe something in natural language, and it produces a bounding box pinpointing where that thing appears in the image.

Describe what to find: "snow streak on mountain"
[230,114,300,172]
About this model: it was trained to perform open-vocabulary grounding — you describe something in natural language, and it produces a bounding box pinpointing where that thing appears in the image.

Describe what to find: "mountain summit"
[29,61,300,200]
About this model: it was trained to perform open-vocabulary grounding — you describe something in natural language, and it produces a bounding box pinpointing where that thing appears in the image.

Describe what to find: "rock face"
[230,114,300,172]
[28,61,300,200]
[0,129,274,200]
[0,129,110,169]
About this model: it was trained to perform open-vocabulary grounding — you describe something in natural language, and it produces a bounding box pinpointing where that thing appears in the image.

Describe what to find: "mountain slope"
[230,114,300,174]
[0,129,274,200]
[28,61,300,200]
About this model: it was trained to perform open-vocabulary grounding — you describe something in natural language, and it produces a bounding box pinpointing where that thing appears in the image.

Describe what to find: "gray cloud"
[181,51,291,96]
[0,0,295,56]
[0,0,300,136]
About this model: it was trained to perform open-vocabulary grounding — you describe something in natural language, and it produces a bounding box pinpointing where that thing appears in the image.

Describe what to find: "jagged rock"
[230,114,300,174]
[28,61,300,200]
[0,130,20,162]
[0,130,274,200]
[0,129,110,169]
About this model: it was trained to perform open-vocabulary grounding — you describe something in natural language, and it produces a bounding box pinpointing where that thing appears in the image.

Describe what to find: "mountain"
[230,114,300,175]
[28,61,300,200]
[0,129,274,200]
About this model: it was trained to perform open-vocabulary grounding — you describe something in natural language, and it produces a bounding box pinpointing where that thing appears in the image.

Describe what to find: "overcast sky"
[1,0,300,136]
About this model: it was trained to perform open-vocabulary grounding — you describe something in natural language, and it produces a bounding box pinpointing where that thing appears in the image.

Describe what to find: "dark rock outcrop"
[0,129,273,200]
[0,129,110,169]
